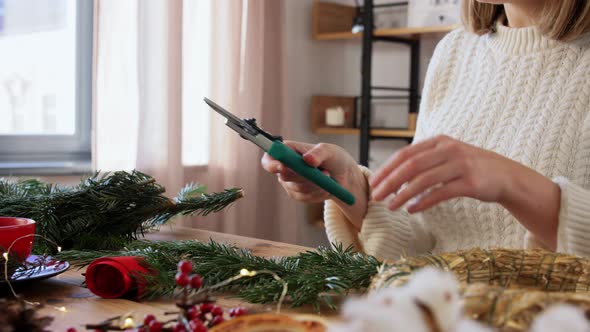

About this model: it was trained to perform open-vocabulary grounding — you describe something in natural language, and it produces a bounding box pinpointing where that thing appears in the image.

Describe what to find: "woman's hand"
[261,141,356,202]
[370,135,511,211]
[370,135,560,249]
[261,141,368,229]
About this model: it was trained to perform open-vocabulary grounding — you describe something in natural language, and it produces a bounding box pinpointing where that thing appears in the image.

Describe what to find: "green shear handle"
[267,141,355,205]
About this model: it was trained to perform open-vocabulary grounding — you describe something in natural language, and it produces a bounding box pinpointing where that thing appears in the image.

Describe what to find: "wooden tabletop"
[5,226,329,331]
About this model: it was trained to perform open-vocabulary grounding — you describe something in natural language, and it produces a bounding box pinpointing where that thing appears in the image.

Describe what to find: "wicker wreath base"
[370,248,590,331]
[463,283,590,331]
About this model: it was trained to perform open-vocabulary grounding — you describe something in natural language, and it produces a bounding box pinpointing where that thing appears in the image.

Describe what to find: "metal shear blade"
[203,97,239,123]
[204,97,273,151]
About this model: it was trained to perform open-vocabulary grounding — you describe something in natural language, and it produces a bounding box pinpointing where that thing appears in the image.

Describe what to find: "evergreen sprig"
[58,240,381,310]
[0,171,243,252]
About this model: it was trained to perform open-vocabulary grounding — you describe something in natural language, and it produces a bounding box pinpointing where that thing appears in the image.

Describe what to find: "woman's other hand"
[369,135,560,248]
[370,135,511,211]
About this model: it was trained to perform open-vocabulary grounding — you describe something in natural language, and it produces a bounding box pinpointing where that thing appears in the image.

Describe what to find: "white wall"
[282,0,444,247]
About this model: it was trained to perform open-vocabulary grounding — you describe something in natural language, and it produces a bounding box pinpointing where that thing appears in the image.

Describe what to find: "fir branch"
[153,188,244,224]
[57,240,381,310]
[0,171,243,252]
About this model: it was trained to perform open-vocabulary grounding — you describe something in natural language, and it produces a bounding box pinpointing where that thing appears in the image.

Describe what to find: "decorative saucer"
[1,255,70,284]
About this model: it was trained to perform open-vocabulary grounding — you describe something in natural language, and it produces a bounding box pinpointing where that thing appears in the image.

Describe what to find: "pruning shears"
[204,97,355,205]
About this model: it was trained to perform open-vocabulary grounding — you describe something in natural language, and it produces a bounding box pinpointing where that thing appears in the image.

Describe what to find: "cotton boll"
[340,286,405,319]
[455,319,496,332]
[401,267,462,332]
[332,268,463,332]
[365,284,408,310]
[530,304,590,332]
[336,290,431,332]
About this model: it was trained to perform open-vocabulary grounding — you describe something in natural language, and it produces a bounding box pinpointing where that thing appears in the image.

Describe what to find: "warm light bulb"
[2,252,8,260]
[239,269,257,277]
[57,246,62,253]
[122,317,135,328]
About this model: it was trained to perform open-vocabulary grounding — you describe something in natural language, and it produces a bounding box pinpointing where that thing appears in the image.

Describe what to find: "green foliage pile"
[59,240,381,310]
[0,171,243,252]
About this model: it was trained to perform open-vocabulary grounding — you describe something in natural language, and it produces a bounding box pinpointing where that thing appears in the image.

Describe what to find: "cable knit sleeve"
[551,177,590,256]
[324,166,435,261]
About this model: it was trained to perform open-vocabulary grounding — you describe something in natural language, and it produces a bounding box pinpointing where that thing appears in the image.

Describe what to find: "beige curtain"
[94,0,184,195]
[192,0,298,243]
[94,0,298,243]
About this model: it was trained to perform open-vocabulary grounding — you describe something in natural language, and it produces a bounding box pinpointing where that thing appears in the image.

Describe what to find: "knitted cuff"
[553,177,590,256]
[359,200,414,261]
[322,166,373,251]
[324,199,361,251]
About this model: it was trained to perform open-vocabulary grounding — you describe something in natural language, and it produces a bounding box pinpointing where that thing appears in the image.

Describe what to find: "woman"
[262,0,590,260]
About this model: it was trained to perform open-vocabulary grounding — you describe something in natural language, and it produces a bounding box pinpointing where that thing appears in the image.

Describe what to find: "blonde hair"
[461,0,590,41]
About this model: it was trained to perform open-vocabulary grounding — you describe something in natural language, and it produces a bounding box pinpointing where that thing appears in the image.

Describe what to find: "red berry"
[189,319,206,331]
[211,315,224,326]
[211,305,224,317]
[175,272,190,287]
[66,328,77,332]
[187,306,200,320]
[199,302,214,313]
[229,307,248,317]
[194,324,207,332]
[190,318,204,325]
[143,314,156,325]
[172,323,186,332]
[177,260,193,274]
[190,274,203,289]
[148,320,162,332]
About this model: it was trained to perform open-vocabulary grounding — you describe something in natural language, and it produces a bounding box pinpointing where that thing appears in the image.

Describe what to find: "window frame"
[0,0,93,175]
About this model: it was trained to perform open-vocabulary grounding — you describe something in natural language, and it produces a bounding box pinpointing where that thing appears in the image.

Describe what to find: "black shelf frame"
[358,0,419,166]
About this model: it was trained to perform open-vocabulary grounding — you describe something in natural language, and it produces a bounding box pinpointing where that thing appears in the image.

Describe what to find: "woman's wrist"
[499,163,560,249]
[331,165,369,231]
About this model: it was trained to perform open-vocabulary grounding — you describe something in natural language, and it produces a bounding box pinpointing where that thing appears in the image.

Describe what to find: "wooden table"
[9,227,330,331]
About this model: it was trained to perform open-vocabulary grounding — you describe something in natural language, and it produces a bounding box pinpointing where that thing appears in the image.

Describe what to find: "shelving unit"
[311,0,457,166]
[314,25,457,40]
[311,94,418,137]
[314,128,415,137]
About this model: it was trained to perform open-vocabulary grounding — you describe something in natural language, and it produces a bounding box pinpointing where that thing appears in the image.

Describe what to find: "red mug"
[0,217,36,262]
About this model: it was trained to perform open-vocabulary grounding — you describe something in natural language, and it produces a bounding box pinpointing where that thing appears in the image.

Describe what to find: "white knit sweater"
[324,24,590,261]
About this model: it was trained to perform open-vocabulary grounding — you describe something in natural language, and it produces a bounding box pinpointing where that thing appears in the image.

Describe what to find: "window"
[0,0,92,175]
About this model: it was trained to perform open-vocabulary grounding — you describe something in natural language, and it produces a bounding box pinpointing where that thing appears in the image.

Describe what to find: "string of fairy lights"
[194,268,288,313]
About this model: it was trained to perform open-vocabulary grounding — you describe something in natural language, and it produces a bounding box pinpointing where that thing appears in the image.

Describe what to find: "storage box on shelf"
[312,1,458,41]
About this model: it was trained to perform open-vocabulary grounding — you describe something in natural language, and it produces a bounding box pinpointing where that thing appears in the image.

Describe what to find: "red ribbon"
[85,256,153,299]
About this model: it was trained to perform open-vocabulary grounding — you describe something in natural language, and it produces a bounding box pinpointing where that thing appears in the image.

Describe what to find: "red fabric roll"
[85,256,153,299]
